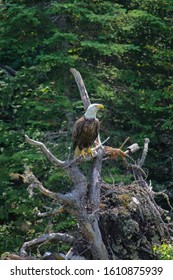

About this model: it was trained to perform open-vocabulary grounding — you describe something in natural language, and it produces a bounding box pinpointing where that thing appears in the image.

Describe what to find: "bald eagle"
[72,103,104,158]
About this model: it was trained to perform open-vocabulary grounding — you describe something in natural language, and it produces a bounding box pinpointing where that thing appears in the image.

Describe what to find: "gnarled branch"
[25,135,65,167]
[70,68,90,110]
[138,138,150,167]
[20,233,75,257]
[23,168,71,204]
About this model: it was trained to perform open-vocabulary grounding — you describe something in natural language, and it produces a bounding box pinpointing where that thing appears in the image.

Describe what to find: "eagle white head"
[84,103,104,119]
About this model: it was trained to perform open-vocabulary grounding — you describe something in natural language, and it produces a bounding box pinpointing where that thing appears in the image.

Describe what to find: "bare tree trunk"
[21,67,109,259]
[4,69,172,261]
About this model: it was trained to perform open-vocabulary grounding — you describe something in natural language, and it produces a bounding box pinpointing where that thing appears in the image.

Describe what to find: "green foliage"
[0,0,173,256]
[153,242,173,260]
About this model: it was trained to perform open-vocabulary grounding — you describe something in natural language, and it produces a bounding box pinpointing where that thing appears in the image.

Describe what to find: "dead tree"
[5,69,172,260]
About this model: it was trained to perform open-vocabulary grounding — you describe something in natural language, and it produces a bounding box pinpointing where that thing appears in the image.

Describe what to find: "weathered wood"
[25,135,65,166]
[23,169,72,204]
[138,138,150,167]
[80,218,108,259]
[89,148,104,209]
[70,68,91,110]
[20,233,75,257]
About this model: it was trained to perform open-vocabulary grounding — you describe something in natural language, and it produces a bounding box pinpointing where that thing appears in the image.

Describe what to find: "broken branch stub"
[70,68,90,110]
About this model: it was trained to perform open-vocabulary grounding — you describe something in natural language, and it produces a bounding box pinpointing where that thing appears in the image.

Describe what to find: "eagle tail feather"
[74,145,81,158]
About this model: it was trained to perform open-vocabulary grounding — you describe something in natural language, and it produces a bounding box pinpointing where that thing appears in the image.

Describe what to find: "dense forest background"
[0,0,173,256]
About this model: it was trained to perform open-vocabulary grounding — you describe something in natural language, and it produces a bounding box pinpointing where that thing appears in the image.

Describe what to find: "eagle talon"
[80,149,87,158]
[87,147,94,157]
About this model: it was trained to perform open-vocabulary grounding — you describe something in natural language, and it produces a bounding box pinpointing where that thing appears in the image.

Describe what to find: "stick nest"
[99,183,172,259]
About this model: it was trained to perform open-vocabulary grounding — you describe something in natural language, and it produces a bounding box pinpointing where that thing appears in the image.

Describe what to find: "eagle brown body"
[72,103,104,158]
[73,116,99,157]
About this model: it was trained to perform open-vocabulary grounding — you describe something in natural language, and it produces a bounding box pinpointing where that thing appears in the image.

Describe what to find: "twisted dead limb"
[23,134,140,259]
[104,139,149,187]
[130,138,150,188]
[36,205,64,218]
[70,68,90,110]
[25,135,65,167]
[22,139,108,259]
[20,233,75,257]
[23,168,73,205]
[138,138,150,167]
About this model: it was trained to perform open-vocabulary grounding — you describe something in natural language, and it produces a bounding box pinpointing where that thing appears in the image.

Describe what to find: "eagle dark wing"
[72,116,86,150]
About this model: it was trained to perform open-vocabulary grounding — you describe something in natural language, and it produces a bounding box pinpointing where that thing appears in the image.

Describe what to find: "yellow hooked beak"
[97,104,104,109]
